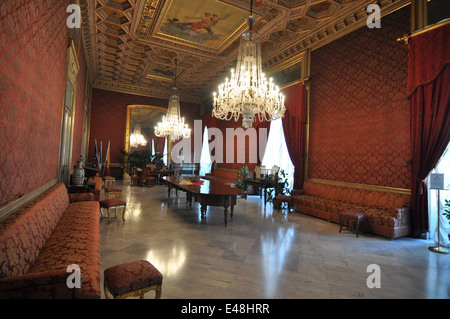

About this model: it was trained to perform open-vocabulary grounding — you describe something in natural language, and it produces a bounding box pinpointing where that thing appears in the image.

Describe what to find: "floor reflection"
[261,226,295,297]
[146,244,187,277]
[100,183,450,299]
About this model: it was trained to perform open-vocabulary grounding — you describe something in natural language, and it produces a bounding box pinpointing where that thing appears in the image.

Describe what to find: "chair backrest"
[142,167,150,176]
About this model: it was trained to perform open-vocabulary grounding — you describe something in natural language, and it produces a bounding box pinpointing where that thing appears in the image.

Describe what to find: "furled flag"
[93,139,99,172]
[98,141,103,175]
[105,140,111,176]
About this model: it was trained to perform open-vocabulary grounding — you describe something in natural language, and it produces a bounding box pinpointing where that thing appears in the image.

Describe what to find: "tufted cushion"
[105,187,121,193]
[104,260,162,297]
[275,195,292,202]
[0,183,69,278]
[100,198,126,208]
[69,193,94,203]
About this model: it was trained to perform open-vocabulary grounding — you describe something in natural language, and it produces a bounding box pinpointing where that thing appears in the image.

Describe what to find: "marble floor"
[99,182,450,299]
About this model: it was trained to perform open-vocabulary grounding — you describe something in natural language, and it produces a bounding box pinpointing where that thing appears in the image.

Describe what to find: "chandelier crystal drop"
[154,87,191,142]
[212,4,285,129]
[130,124,147,148]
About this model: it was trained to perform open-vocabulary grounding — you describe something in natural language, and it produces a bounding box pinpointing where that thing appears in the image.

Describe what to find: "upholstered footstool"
[339,210,366,238]
[104,260,163,299]
[105,186,122,199]
[273,195,292,212]
[100,198,126,223]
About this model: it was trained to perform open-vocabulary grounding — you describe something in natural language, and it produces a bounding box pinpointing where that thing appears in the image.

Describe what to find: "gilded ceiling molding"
[93,79,202,103]
[79,0,412,103]
[263,0,411,69]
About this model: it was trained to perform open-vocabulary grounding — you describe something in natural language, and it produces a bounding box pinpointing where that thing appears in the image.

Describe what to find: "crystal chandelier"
[154,60,191,141]
[130,124,147,148]
[212,0,285,129]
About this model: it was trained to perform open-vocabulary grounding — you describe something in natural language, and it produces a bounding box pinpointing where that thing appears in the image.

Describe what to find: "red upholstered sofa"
[291,181,411,239]
[0,182,101,298]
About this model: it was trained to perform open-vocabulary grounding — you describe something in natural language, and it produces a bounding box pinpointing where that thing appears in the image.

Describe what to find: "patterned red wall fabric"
[89,89,200,166]
[0,0,71,206]
[308,7,411,189]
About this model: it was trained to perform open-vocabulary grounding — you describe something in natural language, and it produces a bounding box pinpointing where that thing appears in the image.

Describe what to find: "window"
[199,127,212,176]
[261,118,295,192]
[163,137,168,167]
[428,142,450,248]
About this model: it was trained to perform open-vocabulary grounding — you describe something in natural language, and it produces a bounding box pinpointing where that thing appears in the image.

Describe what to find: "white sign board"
[429,174,445,190]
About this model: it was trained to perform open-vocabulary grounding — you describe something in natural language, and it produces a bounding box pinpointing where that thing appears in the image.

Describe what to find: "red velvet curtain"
[256,120,270,165]
[282,83,308,190]
[407,22,450,237]
[151,134,165,155]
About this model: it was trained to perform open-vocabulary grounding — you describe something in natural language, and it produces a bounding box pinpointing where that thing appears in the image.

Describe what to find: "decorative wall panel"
[0,0,70,206]
[308,7,411,189]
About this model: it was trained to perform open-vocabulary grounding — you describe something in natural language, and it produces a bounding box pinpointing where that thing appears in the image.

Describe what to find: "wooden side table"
[339,210,366,237]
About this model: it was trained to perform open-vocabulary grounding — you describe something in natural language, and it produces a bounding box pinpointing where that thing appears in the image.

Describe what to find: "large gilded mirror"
[125,105,172,175]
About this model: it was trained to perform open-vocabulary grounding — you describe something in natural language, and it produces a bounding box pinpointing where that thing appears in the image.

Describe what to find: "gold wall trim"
[306,178,411,195]
[0,179,58,222]
[125,104,171,175]
[125,104,168,154]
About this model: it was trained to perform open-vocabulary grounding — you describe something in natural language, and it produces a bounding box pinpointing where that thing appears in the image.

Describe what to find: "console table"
[243,178,280,205]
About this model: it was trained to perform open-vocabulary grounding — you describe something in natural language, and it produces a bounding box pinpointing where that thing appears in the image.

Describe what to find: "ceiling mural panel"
[158,0,249,50]
[80,0,411,104]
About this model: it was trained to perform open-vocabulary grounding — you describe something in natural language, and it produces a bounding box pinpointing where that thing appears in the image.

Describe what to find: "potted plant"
[236,166,250,193]
[444,199,450,241]
[265,169,290,202]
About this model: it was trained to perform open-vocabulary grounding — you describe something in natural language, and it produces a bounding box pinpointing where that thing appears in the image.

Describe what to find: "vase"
[73,160,85,186]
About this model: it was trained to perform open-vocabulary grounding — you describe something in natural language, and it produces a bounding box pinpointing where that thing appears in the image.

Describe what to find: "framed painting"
[268,51,309,88]
[144,61,185,82]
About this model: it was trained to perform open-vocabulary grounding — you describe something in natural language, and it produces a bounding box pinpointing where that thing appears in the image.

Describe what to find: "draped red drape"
[151,134,165,155]
[281,83,308,190]
[256,120,270,165]
[407,22,450,237]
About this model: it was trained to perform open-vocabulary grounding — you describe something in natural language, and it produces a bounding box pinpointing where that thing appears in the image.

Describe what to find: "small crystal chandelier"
[130,124,147,148]
[154,59,191,141]
[212,0,285,129]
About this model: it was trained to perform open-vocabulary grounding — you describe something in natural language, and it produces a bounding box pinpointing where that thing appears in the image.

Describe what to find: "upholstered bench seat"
[291,181,411,239]
[104,260,163,299]
[0,183,101,298]
[27,201,101,297]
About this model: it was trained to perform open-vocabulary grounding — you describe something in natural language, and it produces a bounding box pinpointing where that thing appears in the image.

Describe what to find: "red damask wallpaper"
[0,0,71,207]
[308,6,411,189]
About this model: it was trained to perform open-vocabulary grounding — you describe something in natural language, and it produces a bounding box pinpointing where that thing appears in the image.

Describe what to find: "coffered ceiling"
[79,0,410,104]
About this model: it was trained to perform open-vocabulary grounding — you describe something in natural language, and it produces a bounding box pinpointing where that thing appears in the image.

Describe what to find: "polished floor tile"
[99,182,450,299]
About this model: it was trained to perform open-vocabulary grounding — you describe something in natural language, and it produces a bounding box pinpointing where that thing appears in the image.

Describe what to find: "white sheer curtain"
[151,139,155,156]
[199,127,212,176]
[163,137,168,167]
[428,142,450,248]
[261,118,295,192]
